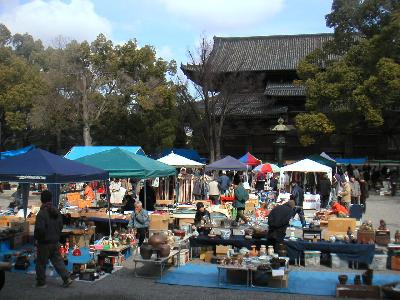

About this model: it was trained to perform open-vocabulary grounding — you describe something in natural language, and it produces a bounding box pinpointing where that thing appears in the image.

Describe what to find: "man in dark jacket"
[318,175,332,208]
[233,180,249,223]
[34,190,72,288]
[267,200,295,250]
[290,182,306,227]
[139,182,156,211]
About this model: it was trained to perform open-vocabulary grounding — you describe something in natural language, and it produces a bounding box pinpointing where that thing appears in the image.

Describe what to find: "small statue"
[395,230,400,244]
[378,219,387,231]
[347,226,353,237]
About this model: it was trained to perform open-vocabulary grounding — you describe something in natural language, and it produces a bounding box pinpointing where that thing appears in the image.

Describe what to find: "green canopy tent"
[75,148,176,179]
[74,148,176,212]
[307,154,337,171]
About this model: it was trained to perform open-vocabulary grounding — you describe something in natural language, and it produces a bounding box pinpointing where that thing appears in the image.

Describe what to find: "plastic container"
[371,254,388,270]
[304,250,321,267]
[174,249,189,266]
[331,253,348,268]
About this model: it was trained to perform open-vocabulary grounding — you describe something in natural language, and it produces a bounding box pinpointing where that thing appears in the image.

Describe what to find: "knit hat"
[287,200,296,208]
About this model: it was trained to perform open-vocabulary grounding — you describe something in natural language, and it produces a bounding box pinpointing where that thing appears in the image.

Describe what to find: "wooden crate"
[375,230,390,246]
[336,284,381,299]
[391,255,400,271]
[357,230,375,244]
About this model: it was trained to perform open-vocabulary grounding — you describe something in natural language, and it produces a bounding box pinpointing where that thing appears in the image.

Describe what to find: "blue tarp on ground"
[0,148,108,183]
[335,157,368,165]
[159,148,205,163]
[158,264,400,296]
[0,145,35,160]
[64,146,145,160]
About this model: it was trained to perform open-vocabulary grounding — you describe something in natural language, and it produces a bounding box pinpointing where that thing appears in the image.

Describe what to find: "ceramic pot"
[338,275,348,285]
[158,243,171,258]
[259,245,266,256]
[362,269,373,285]
[140,243,153,259]
[149,232,167,248]
[267,245,275,256]
[250,245,258,257]
[354,275,361,285]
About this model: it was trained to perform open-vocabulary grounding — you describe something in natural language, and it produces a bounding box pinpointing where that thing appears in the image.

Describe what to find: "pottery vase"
[362,269,373,285]
[250,245,258,257]
[354,275,361,285]
[158,243,171,258]
[149,232,167,248]
[140,243,153,259]
[338,275,348,285]
[259,245,266,256]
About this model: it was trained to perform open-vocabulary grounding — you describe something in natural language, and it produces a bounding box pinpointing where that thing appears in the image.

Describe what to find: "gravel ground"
[0,190,399,299]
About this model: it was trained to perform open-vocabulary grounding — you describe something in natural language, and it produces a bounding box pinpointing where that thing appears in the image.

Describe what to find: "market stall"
[0,148,110,284]
[74,148,176,210]
[279,159,332,209]
[158,152,205,202]
[205,156,248,172]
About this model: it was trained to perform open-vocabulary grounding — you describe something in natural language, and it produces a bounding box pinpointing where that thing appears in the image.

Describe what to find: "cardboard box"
[215,245,231,255]
[328,218,356,233]
[149,214,169,230]
[178,218,194,227]
[267,274,289,288]
[245,202,256,213]
[204,250,214,263]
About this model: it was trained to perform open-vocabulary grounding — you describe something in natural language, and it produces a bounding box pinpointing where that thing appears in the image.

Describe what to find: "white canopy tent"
[280,158,332,182]
[157,152,204,168]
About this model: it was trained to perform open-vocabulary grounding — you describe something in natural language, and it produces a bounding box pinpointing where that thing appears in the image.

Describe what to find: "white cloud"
[0,0,112,44]
[158,0,284,32]
[156,45,173,60]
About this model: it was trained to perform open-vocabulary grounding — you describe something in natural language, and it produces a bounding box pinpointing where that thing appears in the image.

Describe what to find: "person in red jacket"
[330,201,349,216]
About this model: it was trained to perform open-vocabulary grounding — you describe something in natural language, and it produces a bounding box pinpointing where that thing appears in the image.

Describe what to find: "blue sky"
[0,0,333,66]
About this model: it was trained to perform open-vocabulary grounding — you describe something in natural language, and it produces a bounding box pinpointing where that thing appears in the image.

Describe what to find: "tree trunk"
[56,129,62,154]
[83,123,92,146]
[81,74,93,146]
[208,123,215,162]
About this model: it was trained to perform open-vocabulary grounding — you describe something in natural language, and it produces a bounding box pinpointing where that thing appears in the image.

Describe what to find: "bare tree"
[181,36,245,162]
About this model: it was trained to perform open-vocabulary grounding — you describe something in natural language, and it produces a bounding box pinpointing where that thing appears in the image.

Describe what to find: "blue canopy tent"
[0,145,35,160]
[205,155,247,172]
[64,146,145,160]
[335,157,368,165]
[0,148,108,217]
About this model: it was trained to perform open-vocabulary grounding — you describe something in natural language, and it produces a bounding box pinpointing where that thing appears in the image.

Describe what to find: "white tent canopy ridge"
[280,158,332,182]
[157,152,205,168]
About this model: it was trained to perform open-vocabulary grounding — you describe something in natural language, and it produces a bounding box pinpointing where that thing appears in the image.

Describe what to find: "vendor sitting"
[193,202,211,234]
[83,183,95,202]
[255,202,269,219]
[330,200,349,217]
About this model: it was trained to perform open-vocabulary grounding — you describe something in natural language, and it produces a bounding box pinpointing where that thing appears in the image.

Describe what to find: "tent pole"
[144,180,147,210]
[106,180,112,240]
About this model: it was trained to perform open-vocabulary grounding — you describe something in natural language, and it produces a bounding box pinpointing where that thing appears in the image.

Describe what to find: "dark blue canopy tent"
[205,155,247,172]
[0,148,108,216]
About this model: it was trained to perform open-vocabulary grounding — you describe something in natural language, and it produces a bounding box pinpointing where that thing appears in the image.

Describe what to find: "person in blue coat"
[128,201,149,246]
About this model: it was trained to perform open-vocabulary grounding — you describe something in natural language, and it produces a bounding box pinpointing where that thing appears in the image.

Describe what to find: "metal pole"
[144,180,147,210]
[106,180,112,240]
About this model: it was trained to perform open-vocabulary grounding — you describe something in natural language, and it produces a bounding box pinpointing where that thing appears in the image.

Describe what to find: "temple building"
[182,33,399,161]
